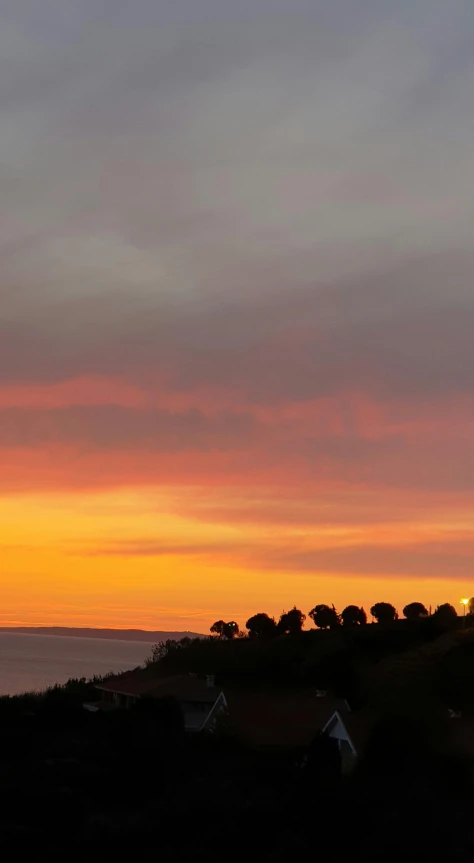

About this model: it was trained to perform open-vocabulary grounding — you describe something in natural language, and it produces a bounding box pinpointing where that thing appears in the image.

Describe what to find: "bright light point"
[461,598,469,605]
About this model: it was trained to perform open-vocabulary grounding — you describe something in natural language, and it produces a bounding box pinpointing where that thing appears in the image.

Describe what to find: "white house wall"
[324,712,357,755]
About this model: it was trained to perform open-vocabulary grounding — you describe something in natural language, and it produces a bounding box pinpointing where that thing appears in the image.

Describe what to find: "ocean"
[0,632,154,696]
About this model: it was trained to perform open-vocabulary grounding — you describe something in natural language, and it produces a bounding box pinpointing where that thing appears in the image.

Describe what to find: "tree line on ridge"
[210,599,469,640]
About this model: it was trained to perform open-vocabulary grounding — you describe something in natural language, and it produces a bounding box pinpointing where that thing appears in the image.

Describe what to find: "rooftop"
[224,690,343,748]
[97,671,221,703]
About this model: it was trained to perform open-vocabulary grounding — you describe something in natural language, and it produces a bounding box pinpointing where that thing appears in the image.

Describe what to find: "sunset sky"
[2,1,474,632]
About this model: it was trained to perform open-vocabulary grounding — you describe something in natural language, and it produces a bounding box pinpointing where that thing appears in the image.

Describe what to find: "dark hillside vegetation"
[2,620,474,859]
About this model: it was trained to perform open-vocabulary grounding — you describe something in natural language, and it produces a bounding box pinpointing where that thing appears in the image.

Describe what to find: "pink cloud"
[0,377,146,409]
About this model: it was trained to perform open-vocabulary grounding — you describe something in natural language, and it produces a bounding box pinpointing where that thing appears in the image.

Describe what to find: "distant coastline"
[0,627,203,643]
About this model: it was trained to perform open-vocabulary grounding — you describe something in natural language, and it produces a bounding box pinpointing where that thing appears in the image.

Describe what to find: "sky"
[2,0,474,632]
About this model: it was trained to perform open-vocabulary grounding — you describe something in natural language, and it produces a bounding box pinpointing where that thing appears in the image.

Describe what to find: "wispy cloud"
[77,533,474,582]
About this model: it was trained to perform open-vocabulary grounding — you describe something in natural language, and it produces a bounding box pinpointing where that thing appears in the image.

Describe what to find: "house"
[323,707,376,772]
[88,671,227,732]
[223,689,343,749]
[322,706,474,774]
[87,669,371,763]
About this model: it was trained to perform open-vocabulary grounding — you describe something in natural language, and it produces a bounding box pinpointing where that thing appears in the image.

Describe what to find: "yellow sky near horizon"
[2,487,472,632]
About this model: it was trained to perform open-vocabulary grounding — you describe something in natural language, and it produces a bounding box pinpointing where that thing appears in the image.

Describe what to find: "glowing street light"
[461,598,469,626]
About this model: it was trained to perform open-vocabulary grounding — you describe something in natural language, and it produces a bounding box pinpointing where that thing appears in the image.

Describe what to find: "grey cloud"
[1,2,474,415]
[2,0,474,288]
[3,252,474,408]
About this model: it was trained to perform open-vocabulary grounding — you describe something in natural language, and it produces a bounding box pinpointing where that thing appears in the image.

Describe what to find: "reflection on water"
[0,632,153,695]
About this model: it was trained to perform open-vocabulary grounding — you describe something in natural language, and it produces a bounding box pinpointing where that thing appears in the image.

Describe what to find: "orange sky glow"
[2,381,473,633]
[3,2,474,633]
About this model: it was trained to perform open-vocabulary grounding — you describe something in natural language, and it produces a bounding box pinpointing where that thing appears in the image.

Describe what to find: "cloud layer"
[2,1,474,625]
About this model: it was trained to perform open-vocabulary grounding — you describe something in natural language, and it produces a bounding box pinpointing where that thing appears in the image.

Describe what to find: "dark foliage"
[341,605,367,627]
[245,612,278,639]
[210,619,240,639]
[433,603,458,628]
[2,668,474,861]
[3,616,474,860]
[308,604,340,630]
[403,601,429,620]
[370,602,398,623]
[303,731,341,788]
[147,636,207,665]
[438,632,474,711]
[133,693,184,726]
[277,606,306,635]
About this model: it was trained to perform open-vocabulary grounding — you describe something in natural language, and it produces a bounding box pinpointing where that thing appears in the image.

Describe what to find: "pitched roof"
[224,690,340,747]
[324,708,376,755]
[97,671,220,703]
[97,672,357,748]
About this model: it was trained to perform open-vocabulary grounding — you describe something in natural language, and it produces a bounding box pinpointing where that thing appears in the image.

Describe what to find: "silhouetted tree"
[341,605,367,627]
[433,603,457,627]
[403,602,428,621]
[148,636,197,664]
[224,621,240,639]
[277,606,306,635]
[245,612,277,639]
[363,711,447,780]
[210,620,240,639]
[468,598,474,615]
[303,731,341,787]
[308,604,340,630]
[370,602,398,623]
